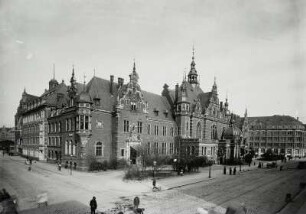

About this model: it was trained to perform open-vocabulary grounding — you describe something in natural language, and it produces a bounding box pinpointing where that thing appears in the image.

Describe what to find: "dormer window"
[131,102,136,111]
[164,110,168,117]
[94,98,100,106]
[154,108,159,116]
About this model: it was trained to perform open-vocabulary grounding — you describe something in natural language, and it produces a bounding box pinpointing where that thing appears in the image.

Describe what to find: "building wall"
[248,124,306,157]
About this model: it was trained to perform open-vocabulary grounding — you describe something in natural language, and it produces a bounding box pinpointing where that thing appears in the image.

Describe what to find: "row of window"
[250,131,305,136]
[64,141,77,156]
[22,124,41,135]
[123,120,175,137]
[48,137,61,147]
[250,142,305,148]
[49,115,91,133]
[250,137,304,142]
[254,148,302,154]
[22,137,40,145]
[22,110,45,124]
[146,142,175,155]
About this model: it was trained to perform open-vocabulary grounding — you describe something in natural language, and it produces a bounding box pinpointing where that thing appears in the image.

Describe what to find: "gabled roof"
[86,76,117,111]
[142,91,174,121]
[248,115,303,127]
[86,76,174,121]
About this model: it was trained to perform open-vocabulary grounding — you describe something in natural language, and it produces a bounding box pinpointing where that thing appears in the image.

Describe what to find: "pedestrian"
[229,167,232,175]
[223,166,226,175]
[89,196,97,214]
[152,178,159,191]
[58,163,61,171]
[233,167,236,175]
[133,196,140,210]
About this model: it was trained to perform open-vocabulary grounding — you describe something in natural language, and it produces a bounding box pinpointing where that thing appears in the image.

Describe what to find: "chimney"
[110,75,114,94]
[175,83,179,102]
[118,77,124,88]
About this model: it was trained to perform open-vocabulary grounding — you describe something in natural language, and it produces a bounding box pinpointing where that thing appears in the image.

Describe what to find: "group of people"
[223,166,237,175]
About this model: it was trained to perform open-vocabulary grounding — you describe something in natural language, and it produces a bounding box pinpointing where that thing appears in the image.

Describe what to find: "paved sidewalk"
[158,164,258,190]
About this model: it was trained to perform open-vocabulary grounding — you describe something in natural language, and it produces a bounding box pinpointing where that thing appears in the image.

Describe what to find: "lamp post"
[70,155,73,175]
[153,160,157,178]
[209,163,212,178]
[208,159,212,178]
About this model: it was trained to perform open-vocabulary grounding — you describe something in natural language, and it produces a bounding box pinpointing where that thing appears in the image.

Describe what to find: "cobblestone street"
[1,155,306,213]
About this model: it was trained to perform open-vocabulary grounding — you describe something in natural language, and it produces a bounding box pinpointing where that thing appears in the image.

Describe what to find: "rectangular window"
[85,116,89,130]
[121,149,125,157]
[147,124,151,135]
[80,116,84,130]
[76,116,79,130]
[163,126,166,136]
[154,142,159,154]
[170,143,174,154]
[162,142,166,154]
[155,125,159,135]
[170,127,174,136]
[137,121,143,134]
[147,142,151,154]
[124,120,129,132]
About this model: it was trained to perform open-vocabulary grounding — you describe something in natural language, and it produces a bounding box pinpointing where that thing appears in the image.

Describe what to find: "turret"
[187,46,198,86]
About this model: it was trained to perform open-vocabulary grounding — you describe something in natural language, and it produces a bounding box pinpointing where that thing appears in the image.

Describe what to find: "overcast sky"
[1,0,306,127]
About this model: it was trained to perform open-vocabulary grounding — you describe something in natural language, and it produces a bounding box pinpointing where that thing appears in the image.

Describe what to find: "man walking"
[89,196,97,214]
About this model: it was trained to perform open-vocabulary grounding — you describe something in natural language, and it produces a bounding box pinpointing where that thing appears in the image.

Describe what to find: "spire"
[212,76,217,93]
[188,45,198,85]
[23,87,26,95]
[93,68,96,77]
[244,108,248,117]
[53,63,55,79]
[133,58,136,74]
[130,59,139,84]
[83,74,86,91]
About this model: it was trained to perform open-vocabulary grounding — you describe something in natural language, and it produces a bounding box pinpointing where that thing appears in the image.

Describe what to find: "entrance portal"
[130,146,137,164]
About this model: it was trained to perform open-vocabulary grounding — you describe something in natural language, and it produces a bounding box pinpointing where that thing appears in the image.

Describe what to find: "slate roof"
[142,91,174,121]
[248,115,304,127]
[86,76,174,121]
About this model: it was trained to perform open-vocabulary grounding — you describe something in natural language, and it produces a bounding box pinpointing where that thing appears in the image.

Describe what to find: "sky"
[0,0,306,127]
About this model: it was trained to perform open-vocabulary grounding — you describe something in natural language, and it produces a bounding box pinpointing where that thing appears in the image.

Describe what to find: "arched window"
[70,141,73,155]
[196,122,201,139]
[96,142,103,156]
[65,141,68,155]
[72,142,76,156]
[211,125,218,140]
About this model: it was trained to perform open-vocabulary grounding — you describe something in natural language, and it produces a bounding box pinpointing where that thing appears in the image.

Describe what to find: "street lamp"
[70,155,73,175]
[208,160,212,178]
[153,160,157,178]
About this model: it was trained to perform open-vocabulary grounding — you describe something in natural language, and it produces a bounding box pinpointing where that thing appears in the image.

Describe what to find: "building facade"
[16,78,68,160]
[16,51,241,170]
[248,115,306,157]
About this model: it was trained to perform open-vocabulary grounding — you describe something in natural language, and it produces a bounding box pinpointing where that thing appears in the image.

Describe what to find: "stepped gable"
[142,90,174,121]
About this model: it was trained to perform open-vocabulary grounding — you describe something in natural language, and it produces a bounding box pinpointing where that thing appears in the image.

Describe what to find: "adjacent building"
[248,115,306,157]
[15,77,68,160]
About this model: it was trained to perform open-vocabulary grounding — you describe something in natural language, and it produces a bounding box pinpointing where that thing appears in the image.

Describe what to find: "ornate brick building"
[16,51,240,170]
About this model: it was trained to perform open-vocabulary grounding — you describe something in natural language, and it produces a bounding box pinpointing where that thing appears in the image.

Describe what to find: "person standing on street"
[89,196,97,214]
